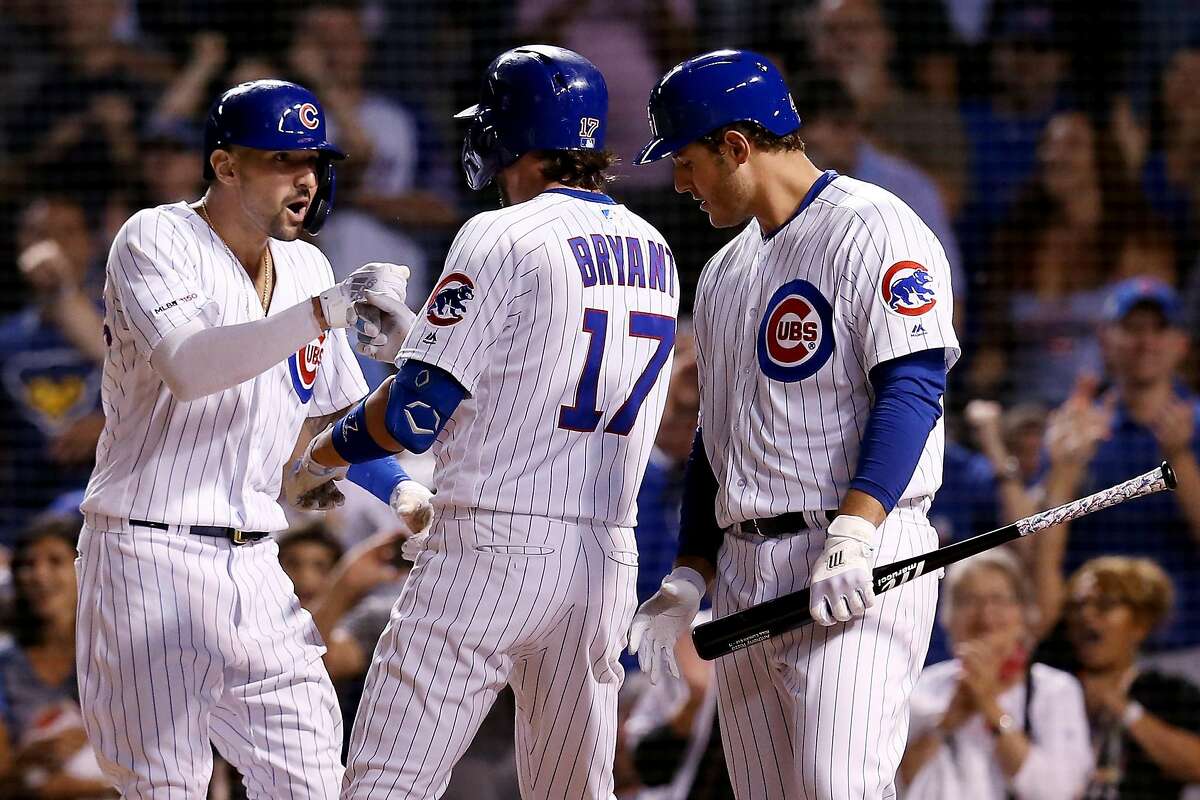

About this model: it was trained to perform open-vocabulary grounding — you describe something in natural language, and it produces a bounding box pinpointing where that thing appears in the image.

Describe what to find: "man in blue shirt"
[1060,278,1200,661]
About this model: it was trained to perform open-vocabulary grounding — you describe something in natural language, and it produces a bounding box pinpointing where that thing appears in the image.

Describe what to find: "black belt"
[129,519,269,545]
[732,510,838,538]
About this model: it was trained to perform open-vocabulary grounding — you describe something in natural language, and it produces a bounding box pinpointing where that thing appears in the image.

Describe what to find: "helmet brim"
[634,137,678,165]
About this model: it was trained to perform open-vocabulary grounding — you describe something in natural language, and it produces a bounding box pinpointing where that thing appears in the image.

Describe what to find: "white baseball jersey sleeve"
[693,173,960,528]
[81,202,367,532]
[395,188,680,527]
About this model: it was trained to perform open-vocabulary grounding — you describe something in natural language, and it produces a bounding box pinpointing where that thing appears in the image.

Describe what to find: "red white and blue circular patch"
[426,272,476,327]
[880,261,937,316]
[288,333,326,402]
[756,280,835,382]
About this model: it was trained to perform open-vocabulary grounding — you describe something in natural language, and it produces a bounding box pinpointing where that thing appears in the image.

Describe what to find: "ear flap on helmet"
[302,157,337,234]
[460,111,506,191]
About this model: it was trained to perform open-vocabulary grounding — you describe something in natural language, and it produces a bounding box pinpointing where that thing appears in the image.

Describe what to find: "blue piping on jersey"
[761,170,838,242]
[544,187,617,204]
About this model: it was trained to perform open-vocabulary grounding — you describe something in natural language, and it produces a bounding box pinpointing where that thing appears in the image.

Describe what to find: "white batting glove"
[628,567,706,684]
[391,478,434,542]
[809,515,878,626]
[353,291,418,363]
[318,262,410,330]
[283,437,348,510]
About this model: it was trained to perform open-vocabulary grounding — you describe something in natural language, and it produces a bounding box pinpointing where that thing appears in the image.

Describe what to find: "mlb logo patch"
[881,261,937,316]
[288,333,326,402]
[426,273,476,327]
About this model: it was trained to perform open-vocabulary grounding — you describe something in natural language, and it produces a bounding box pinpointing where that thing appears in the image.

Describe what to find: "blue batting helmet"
[635,50,801,165]
[202,80,346,233]
[454,45,608,190]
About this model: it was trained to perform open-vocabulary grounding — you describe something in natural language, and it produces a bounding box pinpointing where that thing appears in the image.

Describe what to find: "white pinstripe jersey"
[396,188,679,527]
[694,173,960,528]
[81,202,368,532]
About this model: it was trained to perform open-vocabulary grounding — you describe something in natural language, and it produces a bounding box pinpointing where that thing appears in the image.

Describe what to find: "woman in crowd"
[972,110,1175,405]
[1067,556,1200,798]
[0,514,113,799]
[900,549,1092,798]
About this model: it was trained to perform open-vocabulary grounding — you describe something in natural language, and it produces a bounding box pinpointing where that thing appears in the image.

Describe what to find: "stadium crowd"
[0,0,1197,796]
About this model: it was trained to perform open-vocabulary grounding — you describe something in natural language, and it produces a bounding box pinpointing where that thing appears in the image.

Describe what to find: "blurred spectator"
[927,400,1043,664]
[277,521,345,608]
[0,514,113,798]
[1066,557,1200,799]
[624,610,733,799]
[809,0,967,212]
[517,0,696,189]
[901,549,1093,798]
[974,112,1175,404]
[0,195,105,546]
[958,0,1070,251]
[799,74,966,313]
[1036,279,1200,668]
[1139,43,1200,265]
[137,119,205,207]
[4,0,172,206]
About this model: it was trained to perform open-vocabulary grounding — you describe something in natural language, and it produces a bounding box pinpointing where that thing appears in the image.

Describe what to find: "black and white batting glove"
[629,566,706,684]
[284,437,348,510]
[318,262,409,330]
[809,515,878,626]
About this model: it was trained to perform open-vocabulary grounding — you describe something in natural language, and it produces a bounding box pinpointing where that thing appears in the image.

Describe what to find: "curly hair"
[537,149,618,192]
[1067,556,1174,633]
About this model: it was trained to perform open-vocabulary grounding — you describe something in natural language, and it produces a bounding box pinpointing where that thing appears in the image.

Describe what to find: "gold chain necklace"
[197,198,273,312]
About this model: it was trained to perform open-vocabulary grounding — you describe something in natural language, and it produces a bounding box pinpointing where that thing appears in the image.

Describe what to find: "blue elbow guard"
[383,360,467,454]
[331,401,395,464]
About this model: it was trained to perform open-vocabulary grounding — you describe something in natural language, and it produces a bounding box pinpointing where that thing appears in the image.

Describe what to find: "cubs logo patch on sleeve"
[756,279,835,382]
[426,273,476,327]
[881,261,937,316]
[288,333,326,402]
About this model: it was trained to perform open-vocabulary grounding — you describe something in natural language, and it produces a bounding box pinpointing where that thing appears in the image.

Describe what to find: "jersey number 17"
[559,309,675,436]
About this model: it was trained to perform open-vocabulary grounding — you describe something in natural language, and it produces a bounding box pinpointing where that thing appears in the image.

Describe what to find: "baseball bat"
[692,461,1178,661]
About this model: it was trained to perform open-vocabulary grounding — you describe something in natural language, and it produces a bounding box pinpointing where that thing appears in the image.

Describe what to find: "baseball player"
[627,51,960,799]
[76,80,430,799]
[287,46,680,799]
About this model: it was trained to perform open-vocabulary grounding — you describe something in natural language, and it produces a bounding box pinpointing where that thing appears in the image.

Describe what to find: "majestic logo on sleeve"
[426,273,475,327]
[881,261,937,316]
[288,333,326,402]
[756,279,835,382]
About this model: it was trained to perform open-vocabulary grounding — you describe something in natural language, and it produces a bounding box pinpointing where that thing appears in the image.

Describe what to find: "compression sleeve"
[346,458,412,505]
[150,300,323,402]
[676,429,725,569]
[848,348,946,512]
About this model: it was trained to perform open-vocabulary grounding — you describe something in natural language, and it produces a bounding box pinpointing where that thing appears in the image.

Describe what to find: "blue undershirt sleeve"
[848,348,947,513]
[346,458,412,505]
[676,428,724,570]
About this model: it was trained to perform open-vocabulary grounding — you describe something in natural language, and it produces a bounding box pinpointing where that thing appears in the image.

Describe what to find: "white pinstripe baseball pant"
[712,505,940,800]
[342,507,639,800]
[75,526,344,799]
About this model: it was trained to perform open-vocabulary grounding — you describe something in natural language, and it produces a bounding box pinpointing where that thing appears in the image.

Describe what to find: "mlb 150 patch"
[288,333,326,402]
[881,261,937,316]
[426,273,476,326]
[757,279,835,382]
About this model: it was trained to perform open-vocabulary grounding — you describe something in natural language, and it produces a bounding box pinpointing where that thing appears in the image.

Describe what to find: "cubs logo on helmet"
[288,333,326,402]
[881,261,937,316]
[757,280,835,382]
[426,273,476,327]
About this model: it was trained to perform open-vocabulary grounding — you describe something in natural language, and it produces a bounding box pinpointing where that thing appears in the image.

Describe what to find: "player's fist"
[628,567,706,684]
[283,436,347,510]
[809,515,878,626]
[353,290,417,364]
[318,262,410,330]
